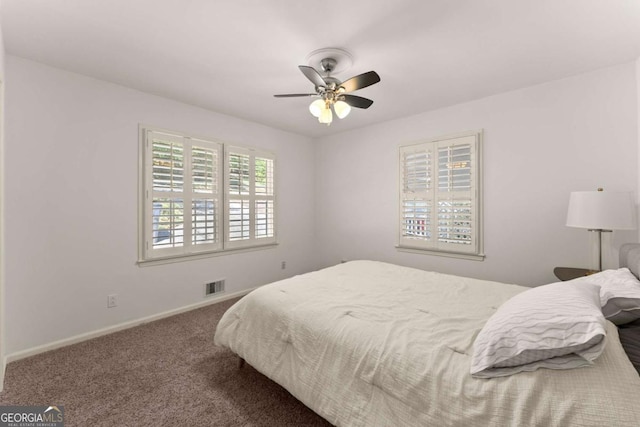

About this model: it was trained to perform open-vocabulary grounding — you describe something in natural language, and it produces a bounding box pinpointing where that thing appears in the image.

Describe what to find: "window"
[225,145,276,249]
[139,127,276,262]
[398,130,483,258]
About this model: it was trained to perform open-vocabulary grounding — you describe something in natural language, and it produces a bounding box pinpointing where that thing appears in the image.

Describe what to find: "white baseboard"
[5,288,254,364]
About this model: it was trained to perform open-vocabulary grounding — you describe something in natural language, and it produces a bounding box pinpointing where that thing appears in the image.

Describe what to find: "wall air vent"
[205,280,225,297]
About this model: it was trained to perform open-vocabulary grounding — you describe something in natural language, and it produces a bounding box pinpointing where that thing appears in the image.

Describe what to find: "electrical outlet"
[107,294,117,308]
[281,261,286,270]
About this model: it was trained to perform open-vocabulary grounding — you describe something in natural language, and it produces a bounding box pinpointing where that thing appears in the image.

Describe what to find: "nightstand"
[553,267,598,281]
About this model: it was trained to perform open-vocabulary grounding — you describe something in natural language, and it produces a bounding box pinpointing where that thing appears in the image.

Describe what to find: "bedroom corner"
[0,2,639,425]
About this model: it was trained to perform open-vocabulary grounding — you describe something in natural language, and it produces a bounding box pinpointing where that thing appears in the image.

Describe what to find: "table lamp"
[566,188,636,271]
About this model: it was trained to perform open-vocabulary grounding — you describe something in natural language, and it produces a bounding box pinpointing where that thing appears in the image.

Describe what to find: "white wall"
[637,57,640,242]
[4,56,316,355]
[0,11,7,390]
[3,55,639,359]
[314,62,639,287]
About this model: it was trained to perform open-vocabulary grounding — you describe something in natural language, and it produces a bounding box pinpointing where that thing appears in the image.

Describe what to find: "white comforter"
[214,261,640,426]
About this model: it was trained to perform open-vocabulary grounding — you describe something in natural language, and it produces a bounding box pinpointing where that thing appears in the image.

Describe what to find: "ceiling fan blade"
[342,94,374,109]
[339,71,380,93]
[274,93,317,98]
[299,65,327,88]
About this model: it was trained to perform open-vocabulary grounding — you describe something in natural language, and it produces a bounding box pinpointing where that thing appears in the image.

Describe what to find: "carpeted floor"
[0,297,332,426]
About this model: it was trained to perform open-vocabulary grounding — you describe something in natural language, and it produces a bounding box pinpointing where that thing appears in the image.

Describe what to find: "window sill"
[137,243,278,267]
[396,245,485,261]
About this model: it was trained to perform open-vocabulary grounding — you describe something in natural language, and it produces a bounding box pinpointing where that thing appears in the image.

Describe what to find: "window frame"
[138,126,277,265]
[397,130,484,260]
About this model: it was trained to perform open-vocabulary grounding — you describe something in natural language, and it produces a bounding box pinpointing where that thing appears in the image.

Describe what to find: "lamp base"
[587,229,612,271]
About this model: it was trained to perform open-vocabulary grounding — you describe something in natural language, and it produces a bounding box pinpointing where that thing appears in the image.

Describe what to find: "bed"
[214,246,640,426]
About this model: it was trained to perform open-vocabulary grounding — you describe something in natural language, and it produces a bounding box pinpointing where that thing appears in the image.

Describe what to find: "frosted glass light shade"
[309,99,325,118]
[333,100,351,119]
[566,190,636,230]
[319,106,332,124]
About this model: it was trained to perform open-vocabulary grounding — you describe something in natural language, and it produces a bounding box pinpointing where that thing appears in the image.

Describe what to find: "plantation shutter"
[225,145,276,249]
[144,130,222,259]
[399,131,482,256]
[190,140,222,252]
[400,145,434,244]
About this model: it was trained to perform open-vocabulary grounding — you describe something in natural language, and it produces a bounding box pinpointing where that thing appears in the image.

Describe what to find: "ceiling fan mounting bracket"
[306,47,353,75]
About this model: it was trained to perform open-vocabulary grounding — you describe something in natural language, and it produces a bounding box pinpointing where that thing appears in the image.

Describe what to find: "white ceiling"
[2,0,640,138]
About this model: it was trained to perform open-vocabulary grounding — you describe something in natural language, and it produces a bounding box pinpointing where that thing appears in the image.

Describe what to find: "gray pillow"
[471,281,606,378]
[568,268,640,325]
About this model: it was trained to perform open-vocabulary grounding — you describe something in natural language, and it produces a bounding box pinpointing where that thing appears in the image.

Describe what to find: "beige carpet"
[0,297,332,426]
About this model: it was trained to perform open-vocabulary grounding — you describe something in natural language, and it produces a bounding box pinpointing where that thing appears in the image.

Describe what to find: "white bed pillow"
[567,268,640,325]
[471,281,606,378]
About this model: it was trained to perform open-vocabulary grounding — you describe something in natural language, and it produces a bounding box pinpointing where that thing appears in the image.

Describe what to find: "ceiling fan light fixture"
[274,48,380,126]
[333,100,351,119]
[318,105,332,125]
[309,99,325,118]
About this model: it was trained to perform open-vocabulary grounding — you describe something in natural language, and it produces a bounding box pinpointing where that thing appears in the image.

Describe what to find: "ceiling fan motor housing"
[320,58,337,73]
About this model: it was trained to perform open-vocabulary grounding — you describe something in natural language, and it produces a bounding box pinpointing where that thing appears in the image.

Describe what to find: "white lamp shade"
[566,190,636,230]
[333,100,351,119]
[318,106,332,124]
[309,99,325,118]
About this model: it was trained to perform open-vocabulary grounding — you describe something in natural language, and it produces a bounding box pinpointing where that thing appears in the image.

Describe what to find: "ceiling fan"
[274,54,380,126]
